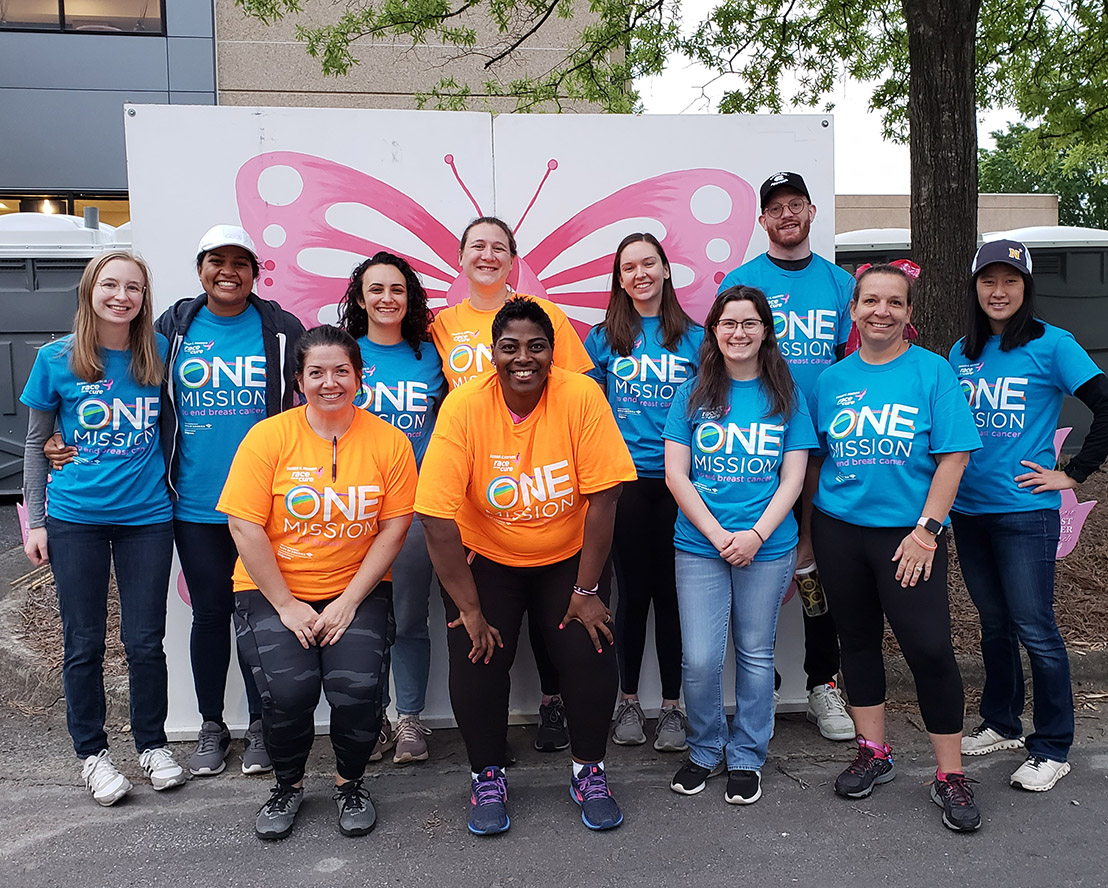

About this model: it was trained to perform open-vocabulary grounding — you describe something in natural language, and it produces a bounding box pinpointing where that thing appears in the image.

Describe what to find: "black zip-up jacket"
[154,292,306,502]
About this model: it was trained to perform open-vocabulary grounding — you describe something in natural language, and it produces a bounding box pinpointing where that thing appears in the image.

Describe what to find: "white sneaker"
[1010,755,1071,791]
[139,747,189,790]
[961,725,1025,756]
[82,750,132,806]
[807,682,855,741]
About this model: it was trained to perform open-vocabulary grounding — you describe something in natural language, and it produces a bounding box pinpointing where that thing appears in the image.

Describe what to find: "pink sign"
[1053,427,1096,559]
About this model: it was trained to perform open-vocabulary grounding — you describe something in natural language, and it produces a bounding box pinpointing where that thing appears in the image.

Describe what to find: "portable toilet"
[0,213,117,494]
[835,228,913,276]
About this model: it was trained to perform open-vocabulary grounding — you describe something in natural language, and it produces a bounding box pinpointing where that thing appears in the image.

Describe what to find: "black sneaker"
[930,773,982,832]
[535,698,570,752]
[334,778,377,837]
[670,760,725,795]
[725,769,762,805]
[834,739,895,798]
[255,783,304,840]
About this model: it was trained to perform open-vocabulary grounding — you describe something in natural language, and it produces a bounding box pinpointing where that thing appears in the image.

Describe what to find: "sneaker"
[1010,755,1071,792]
[962,725,1025,756]
[807,682,856,741]
[139,747,188,791]
[653,705,689,752]
[394,714,431,764]
[242,720,273,774]
[834,738,895,798]
[570,764,623,831]
[468,766,510,835]
[611,699,646,746]
[334,778,377,836]
[255,783,304,840]
[189,720,231,776]
[725,769,762,805]
[369,716,396,763]
[535,698,570,752]
[82,750,132,807]
[930,773,982,832]
[670,760,725,795]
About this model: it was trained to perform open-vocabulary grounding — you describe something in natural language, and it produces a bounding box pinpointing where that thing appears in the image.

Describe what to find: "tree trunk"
[904,0,981,355]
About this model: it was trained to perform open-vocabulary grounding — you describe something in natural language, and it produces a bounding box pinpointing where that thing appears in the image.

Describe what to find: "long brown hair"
[596,233,694,356]
[688,286,795,420]
[70,251,163,386]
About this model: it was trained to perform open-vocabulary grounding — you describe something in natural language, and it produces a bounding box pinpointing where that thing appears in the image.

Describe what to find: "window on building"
[0,1,164,34]
[0,193,130,228]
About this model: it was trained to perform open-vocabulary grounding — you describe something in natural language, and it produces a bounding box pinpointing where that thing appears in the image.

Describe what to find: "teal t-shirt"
[718,252,854,397]
[663,377,816,560]
[172,305,267,522]
[584,317,703,477]
[949,324,1100,514]
[21,335,171,525]
[810,346,981,528]
[355,337,445,468]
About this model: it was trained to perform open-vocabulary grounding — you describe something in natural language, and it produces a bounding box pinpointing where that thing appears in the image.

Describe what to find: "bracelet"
[750,526,765,543]
[573,583,599,596]
[910,530,938,551]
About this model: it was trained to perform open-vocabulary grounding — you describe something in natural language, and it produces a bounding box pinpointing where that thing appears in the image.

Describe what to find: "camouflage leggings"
[233,585,394,785]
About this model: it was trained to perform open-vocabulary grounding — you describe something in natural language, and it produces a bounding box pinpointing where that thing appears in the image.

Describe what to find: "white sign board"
[125,105,835,737]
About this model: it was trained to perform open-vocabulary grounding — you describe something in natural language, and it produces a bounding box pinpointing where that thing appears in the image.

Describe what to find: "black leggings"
[810,509,964,735]
[233,586,393,785]
[442,553,618,770]
[175,520,262,723]
[612,477,682,699]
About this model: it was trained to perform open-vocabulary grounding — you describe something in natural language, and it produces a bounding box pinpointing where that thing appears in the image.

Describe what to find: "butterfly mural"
[1053,427,1097,559]
[234,151,758,337]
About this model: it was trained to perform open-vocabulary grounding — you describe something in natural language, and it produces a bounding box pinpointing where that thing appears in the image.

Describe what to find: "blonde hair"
[70,251,163,386]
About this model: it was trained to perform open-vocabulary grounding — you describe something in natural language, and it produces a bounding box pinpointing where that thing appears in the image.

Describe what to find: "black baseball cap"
[760,172,811,209]
[971,239,1032,276]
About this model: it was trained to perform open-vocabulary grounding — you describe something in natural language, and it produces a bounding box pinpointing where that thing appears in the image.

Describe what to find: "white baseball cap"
[196,224,259,262]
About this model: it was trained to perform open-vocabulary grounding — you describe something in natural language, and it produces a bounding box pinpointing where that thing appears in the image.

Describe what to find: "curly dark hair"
[337,251,433,356]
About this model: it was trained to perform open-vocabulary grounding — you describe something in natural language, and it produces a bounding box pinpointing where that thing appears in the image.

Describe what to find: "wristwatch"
[916,516,945,538]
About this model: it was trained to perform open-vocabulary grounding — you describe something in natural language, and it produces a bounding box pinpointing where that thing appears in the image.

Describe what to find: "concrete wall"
[215,0,602,112]
[0,2,217,192]
[835,193,1059,234]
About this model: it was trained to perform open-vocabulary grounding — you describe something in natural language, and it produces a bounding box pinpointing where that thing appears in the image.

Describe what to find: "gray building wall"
[0,2,217,193]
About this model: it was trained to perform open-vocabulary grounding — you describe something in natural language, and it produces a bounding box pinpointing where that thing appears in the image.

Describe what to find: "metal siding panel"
[165,0,214,38]
[168,36,216,92]
[0,32,169,91]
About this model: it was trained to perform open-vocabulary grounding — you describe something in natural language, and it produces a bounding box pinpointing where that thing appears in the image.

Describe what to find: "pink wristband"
[910,530,937,551]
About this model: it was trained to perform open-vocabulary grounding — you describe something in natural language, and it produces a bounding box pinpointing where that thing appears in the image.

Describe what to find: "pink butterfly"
[1053,428,1097,559]
[234,151,758,337]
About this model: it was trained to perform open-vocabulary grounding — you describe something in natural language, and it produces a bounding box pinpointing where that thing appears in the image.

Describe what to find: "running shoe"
[334,778,377,836]
[570,764,623,830]
[394,714,432,764]
[961,725,1025,756]
[725,769,762,805]
[806,682,855,741]
[189,720,231,776]
[241,720,273,774]
[255,783,304,840]
[1010,755,1071,792]
[834,738,895,798]
[930,773,982,832]
[468,766,510,835]
[535,698,570,752]
[653,705,689,752]
[82,750,132,807]
[139,747,188,790]
[670,760,725,796]
[611,699,646,746]
[369,716,396,763]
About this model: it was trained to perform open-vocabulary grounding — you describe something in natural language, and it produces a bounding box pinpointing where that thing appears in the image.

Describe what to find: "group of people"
[21,170,1105,841]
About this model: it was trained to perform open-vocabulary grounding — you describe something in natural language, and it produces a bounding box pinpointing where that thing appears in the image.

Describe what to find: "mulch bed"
[11,469,1108,678]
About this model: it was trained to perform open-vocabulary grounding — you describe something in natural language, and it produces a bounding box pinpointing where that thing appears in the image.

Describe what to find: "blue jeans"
[951,509,1073,761]
[47,518,174,758]
[381,514,434,715]
[675,549,795,772]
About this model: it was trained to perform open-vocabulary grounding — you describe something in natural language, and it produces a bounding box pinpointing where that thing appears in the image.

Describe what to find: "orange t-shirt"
[430,293,593,390]
[218,406,417,601]
[415,366,637,567]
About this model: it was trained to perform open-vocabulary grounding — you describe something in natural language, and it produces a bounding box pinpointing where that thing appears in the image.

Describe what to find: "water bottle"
[795,563,828,617]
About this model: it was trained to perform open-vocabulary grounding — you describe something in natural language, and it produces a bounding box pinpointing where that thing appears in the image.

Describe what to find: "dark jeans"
[612,477,682,700]
[951,509,1072,761]
[174,520,262,724]
[811,509,964,735]
[47,517,174,758]
[442,553,618,770]
[233,586,394,785]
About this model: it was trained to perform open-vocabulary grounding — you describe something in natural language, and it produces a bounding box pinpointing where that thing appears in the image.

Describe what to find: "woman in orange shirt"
[431,215,594,753]
[418,297,636,836]
[219,325,417,842]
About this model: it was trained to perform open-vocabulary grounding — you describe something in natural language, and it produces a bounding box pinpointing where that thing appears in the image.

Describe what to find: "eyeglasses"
[763,198,809,218]
[96,280,145,296]
[714,319,765,334]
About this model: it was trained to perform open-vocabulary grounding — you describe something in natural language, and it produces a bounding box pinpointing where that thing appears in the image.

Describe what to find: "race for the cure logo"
[452,330,480,343]
[833,388,867,407]
[959,376,1027,432]
[484,459,574,518]
[77,379,114,396]
[178,355,266,389]
[827,403,917,460]
[182,340,215,356]
[766,293,789,310]
[288,467,324,482]
[448,342,493,380]
[282,484,382,540]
